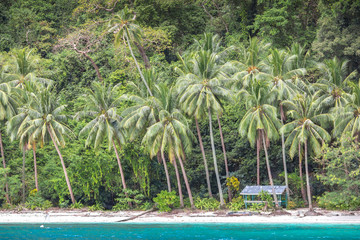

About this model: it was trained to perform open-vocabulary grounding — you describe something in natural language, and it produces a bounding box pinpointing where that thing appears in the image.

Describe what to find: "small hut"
[240,185,288,208]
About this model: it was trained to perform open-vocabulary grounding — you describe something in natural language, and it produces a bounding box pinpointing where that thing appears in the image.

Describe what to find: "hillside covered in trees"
[0,0,360,212]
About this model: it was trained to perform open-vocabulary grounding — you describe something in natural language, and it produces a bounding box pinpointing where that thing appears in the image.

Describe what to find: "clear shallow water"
[0,223,359,240]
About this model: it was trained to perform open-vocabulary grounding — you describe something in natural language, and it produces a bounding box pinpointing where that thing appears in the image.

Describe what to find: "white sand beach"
[1,209,359,224]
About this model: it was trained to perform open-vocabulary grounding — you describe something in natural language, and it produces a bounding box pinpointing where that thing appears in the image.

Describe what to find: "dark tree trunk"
[280,116,290,201]
[22,145,26,203]
[256,130,261,185]
[47,125,76,204]
[133,41,150,69]
[304,140,313,211]
[82,52,104,82]
[0,130,10,204]
[161,151,171,192]
[195,117,212,197]
[262,130,279,208]
[217,114,232,201]
[112,140,131,207]
[177,155,194,208]
[299,143,307,204]
[32,142,39,191]
[173,157,183,207]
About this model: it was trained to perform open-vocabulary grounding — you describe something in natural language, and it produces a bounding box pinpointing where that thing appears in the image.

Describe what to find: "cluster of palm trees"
[1,7,359,212]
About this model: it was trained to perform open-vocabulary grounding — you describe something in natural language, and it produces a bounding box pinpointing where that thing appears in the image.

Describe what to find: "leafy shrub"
[139,201,154,211]
[194,197,220,210]
[153,191,179,212]
[286,200,297,210]
[317,192,360,211]
[249,203,263,211]
[226,176,240,192]
[259,190,274,209]
[59,200,70,209]
[25,189,53,210]
[227,196,245,211]
[70,201,84,209]
[89,202,105,211]
[112,189,146,211]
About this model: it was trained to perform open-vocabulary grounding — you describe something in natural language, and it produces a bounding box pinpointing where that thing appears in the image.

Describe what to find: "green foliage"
[25,191,53,210]
[89,202,105,211]
[249,203,263,211]
[194,197,220,210]
[112,189,146,211]
[227,196,245,211]
[259,190,274,209]
[71,201,84,209]
[153,191,179,212]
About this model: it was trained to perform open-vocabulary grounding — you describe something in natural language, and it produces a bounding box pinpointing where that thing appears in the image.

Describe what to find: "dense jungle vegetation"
[0,0,360,212]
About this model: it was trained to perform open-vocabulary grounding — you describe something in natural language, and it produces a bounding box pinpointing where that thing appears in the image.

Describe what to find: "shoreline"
[1,209,360,224]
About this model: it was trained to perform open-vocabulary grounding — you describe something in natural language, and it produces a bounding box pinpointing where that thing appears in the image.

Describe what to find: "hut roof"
[240,186,286,195]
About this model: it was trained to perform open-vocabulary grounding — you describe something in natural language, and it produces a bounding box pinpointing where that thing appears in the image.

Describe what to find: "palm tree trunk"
[217,115,231,202]
[304,140,313,211]
[124,31,153,97]
[161,151,171,192]
[208,107,224,206]
[22,146,26,203]
[280,118,290,201]
[47,125,75,204]
[172,157,183,207]
[262,130,279,208]
[195,117,212,197]
[177,155,194,208]
[299,143,307,204]
[256,133,261,185]
[133,41,150,69]
[0,130,10,204]
[32,142,39,191]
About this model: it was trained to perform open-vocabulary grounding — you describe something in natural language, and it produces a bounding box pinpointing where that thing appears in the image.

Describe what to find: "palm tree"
[75,82,130,202]
[265,48,306,200]
[21,87,75,204]
[281,94,331,211]
[142,84,195,208]
[177,50,231,206]
[0,81,17,204]
[238,79,281,207]
[108,7,152,96]
[334,80,360,141]
[315,57,356,112]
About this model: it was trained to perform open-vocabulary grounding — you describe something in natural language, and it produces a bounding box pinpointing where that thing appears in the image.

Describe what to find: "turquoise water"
[0,223,359,239]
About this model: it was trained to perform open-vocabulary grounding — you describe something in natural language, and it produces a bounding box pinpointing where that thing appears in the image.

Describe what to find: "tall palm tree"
[238,79,281,207]
[281,94,331,211]
[265,48,306,200]
[177,50,231,206]
[21,87,75,204]
[75,82,130,202]
[108,7,152,96]
[334,80,360,141]
[0,81,17,204]
[142,84,195,208]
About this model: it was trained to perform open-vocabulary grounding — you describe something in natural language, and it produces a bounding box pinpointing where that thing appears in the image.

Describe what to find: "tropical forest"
[0,0,360,213]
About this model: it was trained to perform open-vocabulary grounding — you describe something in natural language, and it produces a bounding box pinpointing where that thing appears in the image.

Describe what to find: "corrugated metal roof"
[240,185,286,195]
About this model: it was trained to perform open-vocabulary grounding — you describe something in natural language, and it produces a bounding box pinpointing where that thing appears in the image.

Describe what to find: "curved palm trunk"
[262,130,279,208]
[32,142,39,191]
[177,155,194,208]
[280,118,290,201]
[161,151,171,192]
[133,41,150,69]
[208,107,224,206]
[217,115,231,201]
[22,146,26,203]
[299,143,307,204]
[304,140,313,211]
[112,140,131,207]
[195,117,212,197]
[256,133,261,185]
[124,31,153,97]
[172,157,183,207]
[0,130,10,204]
[47,125,75,204]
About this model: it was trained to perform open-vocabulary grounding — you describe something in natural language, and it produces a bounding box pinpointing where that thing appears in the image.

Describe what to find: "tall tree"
[238,79,281,207]
[281,94,331,211]
[21,87,75,204]
[177,50,231,206]
[75,82,130,203]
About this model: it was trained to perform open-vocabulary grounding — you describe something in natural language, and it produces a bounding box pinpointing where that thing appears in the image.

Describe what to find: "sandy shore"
[1,209,360,224]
